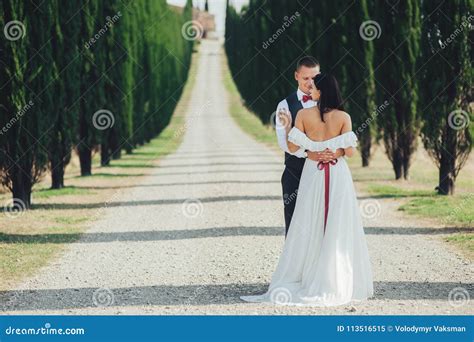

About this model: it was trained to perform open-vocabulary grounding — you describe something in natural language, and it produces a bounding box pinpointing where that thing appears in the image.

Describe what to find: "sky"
[166,0,249,37]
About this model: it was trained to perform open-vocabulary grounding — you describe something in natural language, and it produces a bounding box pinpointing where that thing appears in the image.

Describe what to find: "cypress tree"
[342,0,376,167]
[0,0,51,208]
[373,0,422,179]
[49,1,82,188]
[78,0,103,176]
[419,0,473,194]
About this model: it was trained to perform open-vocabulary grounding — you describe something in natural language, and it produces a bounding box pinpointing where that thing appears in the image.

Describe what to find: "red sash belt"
[317,159,338,234]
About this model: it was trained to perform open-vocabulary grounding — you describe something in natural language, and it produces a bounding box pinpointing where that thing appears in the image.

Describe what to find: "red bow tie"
[302,95,312,103]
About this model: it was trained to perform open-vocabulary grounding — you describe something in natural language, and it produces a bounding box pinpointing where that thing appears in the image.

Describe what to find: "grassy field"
[222,57,278,151]
[0,48,200,291]
[222,51,473,258]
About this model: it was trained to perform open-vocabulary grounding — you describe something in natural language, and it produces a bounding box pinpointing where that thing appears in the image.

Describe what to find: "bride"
[241,73,374,306]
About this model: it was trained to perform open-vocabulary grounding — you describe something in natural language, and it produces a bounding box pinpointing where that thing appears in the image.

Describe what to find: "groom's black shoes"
[281,92,305,237]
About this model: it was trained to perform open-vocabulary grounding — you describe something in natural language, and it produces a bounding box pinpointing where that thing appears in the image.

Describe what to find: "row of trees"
[225,0,473,194]
[0,0,193,208]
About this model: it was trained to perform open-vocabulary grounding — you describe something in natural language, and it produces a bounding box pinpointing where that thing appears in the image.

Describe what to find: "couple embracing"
[241,57,374,307]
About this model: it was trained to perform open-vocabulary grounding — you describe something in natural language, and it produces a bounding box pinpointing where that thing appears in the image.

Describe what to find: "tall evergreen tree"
[419,0,473,194]
[341,0,376,167]
[100,0,125,165]
[78,0,103,176]
[1,0,193,206]
[49,1,82,188]
[0,0,51,208]
[373,0,422,179]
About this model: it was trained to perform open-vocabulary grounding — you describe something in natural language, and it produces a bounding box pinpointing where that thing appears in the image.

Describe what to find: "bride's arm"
[341,113,355,157]
[286,112,304,153]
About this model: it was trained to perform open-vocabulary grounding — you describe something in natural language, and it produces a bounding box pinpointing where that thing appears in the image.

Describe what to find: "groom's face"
[295,65,320,95]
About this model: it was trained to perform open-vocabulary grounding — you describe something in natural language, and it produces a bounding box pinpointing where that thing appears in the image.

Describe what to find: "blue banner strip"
[0,315,472,342]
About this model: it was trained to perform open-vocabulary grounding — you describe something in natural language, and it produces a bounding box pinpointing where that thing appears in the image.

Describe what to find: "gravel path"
[1,40,472,315]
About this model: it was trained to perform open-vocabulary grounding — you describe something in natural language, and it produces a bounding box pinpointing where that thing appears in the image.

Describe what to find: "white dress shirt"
[275,88,317,157]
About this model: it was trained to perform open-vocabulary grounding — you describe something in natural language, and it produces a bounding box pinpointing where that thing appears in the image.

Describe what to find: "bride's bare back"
[288,106,355,157]
[296,107,351,141]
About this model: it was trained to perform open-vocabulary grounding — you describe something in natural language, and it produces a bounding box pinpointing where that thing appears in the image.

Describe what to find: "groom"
[275,56,344,237]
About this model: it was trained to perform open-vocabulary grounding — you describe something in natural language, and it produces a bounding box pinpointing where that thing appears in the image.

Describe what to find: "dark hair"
[296,56,320,71]
[313,73,344,122]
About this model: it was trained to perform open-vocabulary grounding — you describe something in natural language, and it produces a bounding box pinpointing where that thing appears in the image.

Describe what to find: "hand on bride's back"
[307,149,339,162]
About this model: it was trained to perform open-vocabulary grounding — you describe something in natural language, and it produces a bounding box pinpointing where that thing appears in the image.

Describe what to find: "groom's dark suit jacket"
[281,91,306,236]
[284,92,306,171]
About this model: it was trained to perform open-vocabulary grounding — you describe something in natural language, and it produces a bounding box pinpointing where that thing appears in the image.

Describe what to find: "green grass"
[366,184,436,198]
[73,172,147,178]
[368,183,473,257]
[104,163,155,168]
[33,185,94,199]
[54,216,89,225]
[445,234,474,258]
[367,183,473,226]
[222,56,278,150]
[399,194,474,226]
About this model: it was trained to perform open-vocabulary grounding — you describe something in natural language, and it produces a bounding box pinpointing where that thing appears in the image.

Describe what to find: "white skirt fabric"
[241,128,374,306]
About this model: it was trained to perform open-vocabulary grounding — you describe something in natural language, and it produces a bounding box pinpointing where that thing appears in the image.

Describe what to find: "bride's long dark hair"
[313,73,344,122]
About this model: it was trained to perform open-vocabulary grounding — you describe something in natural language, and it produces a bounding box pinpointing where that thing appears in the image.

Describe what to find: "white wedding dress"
[241,127,374,306]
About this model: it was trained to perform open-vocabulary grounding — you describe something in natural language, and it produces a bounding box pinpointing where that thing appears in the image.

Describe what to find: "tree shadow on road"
[1,281,472,312]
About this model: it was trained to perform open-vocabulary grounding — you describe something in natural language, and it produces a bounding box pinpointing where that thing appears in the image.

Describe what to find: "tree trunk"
[392,149,403,180]
[78,145,92,176]
[101,141,111,166]
[110,131,121,160]
[359,130,372,167]
[112,149,121,160]
[437,138,456,195]
[11,167,32,210]
[78,95,92,175]
[402,152,410,180]
[50,158,65,189]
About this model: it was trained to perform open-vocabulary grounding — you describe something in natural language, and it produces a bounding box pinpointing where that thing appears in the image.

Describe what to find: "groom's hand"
[306,151,328,162]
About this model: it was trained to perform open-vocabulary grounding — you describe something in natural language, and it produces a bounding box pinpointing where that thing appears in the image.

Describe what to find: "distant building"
[168,3,216,40]
[192,7,216,39]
